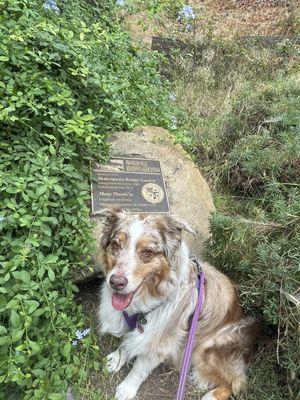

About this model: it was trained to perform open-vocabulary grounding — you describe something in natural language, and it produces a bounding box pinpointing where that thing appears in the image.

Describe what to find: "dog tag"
[138,316,147,325]
[136,314,147,333]
[136,322,144,334]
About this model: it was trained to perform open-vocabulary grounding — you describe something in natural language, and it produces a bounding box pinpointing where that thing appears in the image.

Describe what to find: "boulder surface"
[73,126,214,282]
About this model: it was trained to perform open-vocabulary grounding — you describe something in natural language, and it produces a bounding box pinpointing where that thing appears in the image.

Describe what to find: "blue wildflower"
[43,0,60,13]
[177,5,196,21]
[82,328,91,336]
[116,0,125,6]
[75,330,84,340]
[171,116,177,128]
[75,328,90,341]
[169,92,176,101]
[72,340,78,346]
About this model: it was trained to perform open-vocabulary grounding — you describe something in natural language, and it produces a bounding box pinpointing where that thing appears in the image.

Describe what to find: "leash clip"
[189,254,203,274]
[136,314,147,334]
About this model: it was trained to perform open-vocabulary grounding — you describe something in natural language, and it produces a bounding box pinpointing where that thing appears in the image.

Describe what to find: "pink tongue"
[112,292,134,311]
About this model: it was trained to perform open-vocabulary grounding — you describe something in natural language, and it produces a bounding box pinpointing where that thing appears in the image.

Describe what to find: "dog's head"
[99,206,194,311]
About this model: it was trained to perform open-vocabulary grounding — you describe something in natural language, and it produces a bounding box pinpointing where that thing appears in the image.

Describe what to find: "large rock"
[73,126,214,283]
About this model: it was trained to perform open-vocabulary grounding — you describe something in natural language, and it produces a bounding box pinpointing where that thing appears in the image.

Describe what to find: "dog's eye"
[141,249,154,259]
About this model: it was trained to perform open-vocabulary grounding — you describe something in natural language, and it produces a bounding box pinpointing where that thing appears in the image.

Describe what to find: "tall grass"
[169,38,299,399]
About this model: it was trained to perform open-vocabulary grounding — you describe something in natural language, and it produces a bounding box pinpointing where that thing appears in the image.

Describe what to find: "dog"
[98,206,260,400]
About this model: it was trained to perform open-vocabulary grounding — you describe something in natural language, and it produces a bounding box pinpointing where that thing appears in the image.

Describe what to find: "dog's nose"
[109,275,128,291]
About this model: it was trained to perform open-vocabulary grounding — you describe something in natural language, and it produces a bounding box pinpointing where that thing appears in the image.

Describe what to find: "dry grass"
[190,0,298,37]
[122,0,299,46]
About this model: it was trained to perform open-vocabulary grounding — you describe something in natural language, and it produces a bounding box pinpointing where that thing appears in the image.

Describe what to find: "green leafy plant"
[0,0,175,398]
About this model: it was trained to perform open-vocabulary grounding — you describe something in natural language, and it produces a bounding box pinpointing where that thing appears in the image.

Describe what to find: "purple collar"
[122,310,138,331]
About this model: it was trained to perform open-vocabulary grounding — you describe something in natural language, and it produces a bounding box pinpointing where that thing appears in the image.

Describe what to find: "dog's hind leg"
[201,386,232,400]
[115,354,163,400]
[193,344,247,400]
[188,368,211,392]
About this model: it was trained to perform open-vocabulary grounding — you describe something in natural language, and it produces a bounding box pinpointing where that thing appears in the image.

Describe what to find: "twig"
[276,278,283,365]
[233,216,284,229]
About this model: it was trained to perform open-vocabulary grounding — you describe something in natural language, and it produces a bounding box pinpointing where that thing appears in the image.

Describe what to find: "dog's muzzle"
[109,274,128,291]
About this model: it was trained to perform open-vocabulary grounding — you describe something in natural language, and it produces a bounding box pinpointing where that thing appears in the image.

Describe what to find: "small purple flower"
[75,327,90,341]
[116,0,125,6]
[72,340,78,346]
[177,5,196,21]
[169,92,176,101]
[75,330,84,340]
[171,116,177,128]
[43,0,60,13]
[82,328,90,336]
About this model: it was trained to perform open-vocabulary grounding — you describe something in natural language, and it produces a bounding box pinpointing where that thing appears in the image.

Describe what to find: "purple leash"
[176,272,205,400]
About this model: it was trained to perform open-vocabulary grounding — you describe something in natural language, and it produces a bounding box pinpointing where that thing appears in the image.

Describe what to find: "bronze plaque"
[91,157,170,214]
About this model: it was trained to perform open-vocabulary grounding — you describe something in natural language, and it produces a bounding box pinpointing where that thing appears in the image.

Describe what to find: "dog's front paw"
[106,348,126,373]
[115,381,137,400]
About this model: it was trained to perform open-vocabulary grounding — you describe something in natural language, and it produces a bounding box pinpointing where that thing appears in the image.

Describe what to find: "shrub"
[223,76,300,195]
[165,30,299,398]
[0,0,174,398]
[205,210,299,399]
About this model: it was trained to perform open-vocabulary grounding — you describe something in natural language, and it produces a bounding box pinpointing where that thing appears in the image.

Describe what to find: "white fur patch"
[127,219,145,248]
[115,381,137,400]
[201,390,216,400]
[188,370,210,391]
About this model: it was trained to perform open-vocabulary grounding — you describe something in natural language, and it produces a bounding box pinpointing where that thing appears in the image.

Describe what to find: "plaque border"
[90,157,170,215]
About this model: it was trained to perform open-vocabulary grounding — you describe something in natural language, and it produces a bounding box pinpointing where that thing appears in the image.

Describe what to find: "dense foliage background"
[1,0,299,399]
[167,24,300,400]
[0,0,175,398]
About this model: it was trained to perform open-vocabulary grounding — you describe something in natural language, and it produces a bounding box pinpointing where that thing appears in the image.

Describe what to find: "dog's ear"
[158,214,195,261]
[97,206,127,249]
[162,214,196,236]
[166,214,196,236]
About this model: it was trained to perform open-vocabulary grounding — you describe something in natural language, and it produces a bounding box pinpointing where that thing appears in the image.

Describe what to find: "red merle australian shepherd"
[98,206,260,400]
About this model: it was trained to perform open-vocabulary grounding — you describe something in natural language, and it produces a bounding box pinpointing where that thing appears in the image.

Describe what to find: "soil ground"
[123,0,298,45]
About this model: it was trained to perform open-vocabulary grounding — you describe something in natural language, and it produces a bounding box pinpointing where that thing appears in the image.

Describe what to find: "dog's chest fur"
[99,241,198,364]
